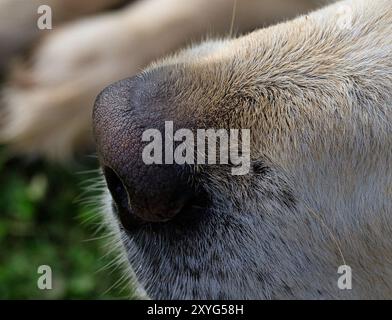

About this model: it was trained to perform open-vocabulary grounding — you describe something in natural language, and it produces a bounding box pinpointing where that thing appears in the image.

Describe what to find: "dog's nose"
[102,163,194,225]
[92,75,195,226]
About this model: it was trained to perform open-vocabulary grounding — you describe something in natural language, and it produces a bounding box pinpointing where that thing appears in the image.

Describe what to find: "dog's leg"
[0,0,326,160]
[0,0,126,72]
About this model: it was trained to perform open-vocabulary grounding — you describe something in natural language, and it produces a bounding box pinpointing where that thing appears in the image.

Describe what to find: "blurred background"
[0,148,131,299]
[0,0,134,299]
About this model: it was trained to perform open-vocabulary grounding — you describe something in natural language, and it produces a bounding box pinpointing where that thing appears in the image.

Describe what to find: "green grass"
[0,147,130,299]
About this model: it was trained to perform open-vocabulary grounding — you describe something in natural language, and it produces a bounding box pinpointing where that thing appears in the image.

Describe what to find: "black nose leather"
[102,164,193,224]
[92,75,195,225]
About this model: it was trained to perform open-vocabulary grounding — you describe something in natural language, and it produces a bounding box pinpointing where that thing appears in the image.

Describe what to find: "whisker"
[305,205,347,266]
[229,0,238,38]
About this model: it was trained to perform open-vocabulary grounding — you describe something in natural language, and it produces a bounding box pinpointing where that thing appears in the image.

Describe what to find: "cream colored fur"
[97,0,392,299]
[1,0,392,299]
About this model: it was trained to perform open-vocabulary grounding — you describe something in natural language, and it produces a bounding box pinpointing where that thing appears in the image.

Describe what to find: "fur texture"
[2,0,391,299]
[96,0,392,299]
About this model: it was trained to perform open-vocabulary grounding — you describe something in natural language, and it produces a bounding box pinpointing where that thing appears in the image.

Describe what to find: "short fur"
[95,0,392,299]
[2,0,392,299]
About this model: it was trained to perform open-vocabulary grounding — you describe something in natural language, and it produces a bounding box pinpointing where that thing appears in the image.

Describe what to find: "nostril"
[103,166,130,212]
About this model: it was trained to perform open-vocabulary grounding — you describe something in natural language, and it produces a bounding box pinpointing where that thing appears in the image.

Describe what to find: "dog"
[2,0,392,299]
[92,0,392,299]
